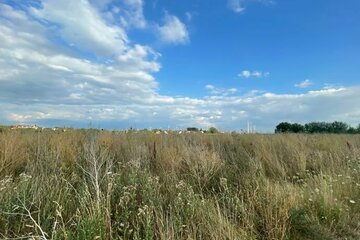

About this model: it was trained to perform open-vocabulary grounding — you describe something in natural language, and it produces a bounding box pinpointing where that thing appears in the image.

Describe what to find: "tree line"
[275,121,360,134]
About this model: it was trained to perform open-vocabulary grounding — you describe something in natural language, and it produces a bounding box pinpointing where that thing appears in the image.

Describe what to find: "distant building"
[10,124,39,130]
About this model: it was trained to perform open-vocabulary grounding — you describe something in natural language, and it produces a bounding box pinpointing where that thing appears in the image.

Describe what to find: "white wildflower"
[176,180,185,189]
[220,177,228,188]
[137,207,145,216]
[19,173,32,182]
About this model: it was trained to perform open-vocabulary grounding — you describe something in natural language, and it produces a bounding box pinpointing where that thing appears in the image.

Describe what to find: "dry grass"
[0,129,360,239]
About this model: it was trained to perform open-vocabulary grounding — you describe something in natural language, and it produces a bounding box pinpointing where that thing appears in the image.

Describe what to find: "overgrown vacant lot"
[0,130,360,239]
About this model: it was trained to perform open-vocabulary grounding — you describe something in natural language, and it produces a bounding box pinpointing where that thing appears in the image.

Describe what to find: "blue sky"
[0,0,360,131]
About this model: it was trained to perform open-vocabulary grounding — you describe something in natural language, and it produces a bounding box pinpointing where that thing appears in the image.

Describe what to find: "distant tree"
[275,122,293,133]
[356,124,360,134]
[305,122,331,133]
[208,127,219,134]
[291,123,305,133]
[304,121,349,133]
[275,122,305,133]
[276,121,360,134]
[305,122,317,133]
[347,127,357,134]
[331,121,349,133]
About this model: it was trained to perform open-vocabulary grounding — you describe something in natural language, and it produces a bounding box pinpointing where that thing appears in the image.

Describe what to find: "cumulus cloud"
[157,13,189,44]
[1,2,360,132]
[0,2,160,106]
[238,70,269,78]
[295,79,313,88]
[91,0,146,29]
[31,0,129,57]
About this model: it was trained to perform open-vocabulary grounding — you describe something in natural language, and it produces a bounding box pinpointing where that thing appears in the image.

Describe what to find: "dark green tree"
[331,121,349,133]
[356,124,360,134]
[208,127,219,134]
[305,122,331,133]
[347,127,357,134]
[275,122,293,133]
[275,121,357,134]
[291,123,305,133]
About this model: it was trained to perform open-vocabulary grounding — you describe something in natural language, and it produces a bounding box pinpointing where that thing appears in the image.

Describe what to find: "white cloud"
[157,13,189,45]
[89,0,146,29]
[238,70,269,78]
[91,0,113,8]
[228,0,245,13]
[168,86,360,131]
[205,84,216,90]
[295,79,313,88]
[185,12,193,21]
[227,0,275,13]
[205,85,238,96]
[257,0,276,6]
[0,2,159,107]
[118,0,147,29]
[1,2,360,132]
[32,0,129,57]
[239,70,251,78]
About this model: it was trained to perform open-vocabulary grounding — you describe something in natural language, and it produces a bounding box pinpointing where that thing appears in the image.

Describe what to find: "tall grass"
[0,129,360,239]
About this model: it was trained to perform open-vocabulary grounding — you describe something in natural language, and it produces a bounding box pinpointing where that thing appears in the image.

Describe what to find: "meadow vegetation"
[0,129,360,239]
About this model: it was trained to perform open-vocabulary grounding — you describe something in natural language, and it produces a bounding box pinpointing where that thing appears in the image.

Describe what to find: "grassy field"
[0,129,360,239]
